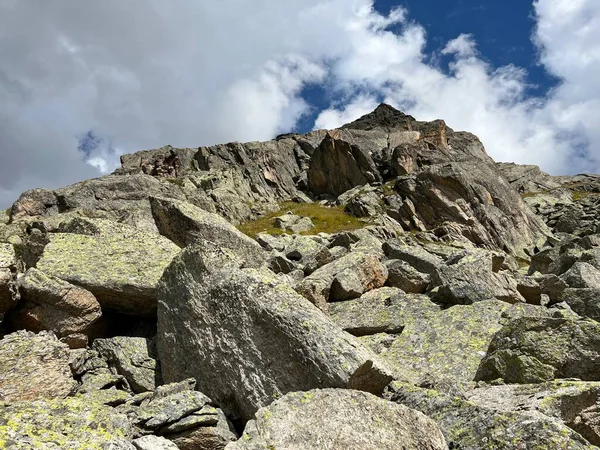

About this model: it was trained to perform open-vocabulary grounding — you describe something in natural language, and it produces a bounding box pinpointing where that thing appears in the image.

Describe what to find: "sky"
[0,0,599,208]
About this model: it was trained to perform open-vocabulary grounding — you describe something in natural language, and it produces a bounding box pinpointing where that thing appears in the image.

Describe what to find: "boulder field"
[1,104,600,448]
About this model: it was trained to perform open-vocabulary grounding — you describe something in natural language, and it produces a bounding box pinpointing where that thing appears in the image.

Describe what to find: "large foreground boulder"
[157,245,392,422]
[385,382,595,449]
[0,396,134,449]
[476,317,600,383]
[36,219,180,315]
[0,331,76,402]
[149,197,265,265]
[227,388,447,450]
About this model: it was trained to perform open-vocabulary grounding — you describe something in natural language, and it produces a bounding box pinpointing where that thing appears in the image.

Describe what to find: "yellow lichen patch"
[237,201,366,237]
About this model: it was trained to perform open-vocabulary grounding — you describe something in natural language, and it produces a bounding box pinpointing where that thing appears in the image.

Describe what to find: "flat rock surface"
[37,219,180,315]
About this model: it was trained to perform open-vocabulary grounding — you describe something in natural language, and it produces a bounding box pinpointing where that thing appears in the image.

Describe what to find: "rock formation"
[1,103,600,448]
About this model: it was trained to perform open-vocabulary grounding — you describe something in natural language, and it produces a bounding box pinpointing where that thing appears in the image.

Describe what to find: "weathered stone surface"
[150,197,266,264]
[284,235,334,274]
[308,131,382,197]
[273,213,314,233]
[138,387,211,430]
[385,259,430,293]
[562,262,600,289]
[561,288,600,322]
[170,426,236,450]
[0,243,18,320]
[476,317,600,383]
[385,382,595,450]
[383,240,443,274]
[295,252,387,310]
[133,435,179,450]
[227,389,447,450]
[392,161,550,258]
[0,331,76,402]
[157,245,392,421]
[0,396,135,450]
[93,337,159,393]
[37,219,180,315]
[430,250,525,305]
[466,381,600,446]
[9,268,102,337]
[329,287,440,336]
[11,174,186,233]
[362,301,520,389]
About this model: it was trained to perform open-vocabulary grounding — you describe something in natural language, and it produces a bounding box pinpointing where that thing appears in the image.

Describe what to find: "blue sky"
[0,0,599,207]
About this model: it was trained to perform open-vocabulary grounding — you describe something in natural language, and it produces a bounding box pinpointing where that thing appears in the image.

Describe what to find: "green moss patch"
[238,202,366,237]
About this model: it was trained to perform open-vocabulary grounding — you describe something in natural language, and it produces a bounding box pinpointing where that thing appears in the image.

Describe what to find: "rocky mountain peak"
[2,105,600,449]
[341,103,417,131]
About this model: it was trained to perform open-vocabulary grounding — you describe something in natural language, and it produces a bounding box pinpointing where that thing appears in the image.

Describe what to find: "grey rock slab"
[295,251,387,311]
[382,239,443,274]
[430,250,525,305]
[466,381,600,446]
[361,300,525,389]
[36,218,180,315]
[93,336,159,393]
[0,330,76,402]
[385,258,430,293]
[385,381,595,450]
[157,245,392,422]
[150,197,266,267]
[561,262,600,289]
[329,287,440,336]
[0,396,135,450]
[476,317,600,383]
[226,388,447,450]
[133,435,180,450]
[139,390,212,430]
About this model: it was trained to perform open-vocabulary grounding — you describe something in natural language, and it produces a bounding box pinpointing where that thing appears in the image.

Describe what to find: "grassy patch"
[571,190,594,201]
[237,201,365,237]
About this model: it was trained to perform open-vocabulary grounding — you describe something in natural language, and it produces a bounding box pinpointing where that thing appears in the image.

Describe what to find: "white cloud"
[315,0,600,176]
[442,34,478,58]
[0,0,599,208]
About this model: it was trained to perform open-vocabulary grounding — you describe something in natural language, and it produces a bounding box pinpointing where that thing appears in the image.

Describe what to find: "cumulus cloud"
[315,0,600,176]
[0,0,599,208]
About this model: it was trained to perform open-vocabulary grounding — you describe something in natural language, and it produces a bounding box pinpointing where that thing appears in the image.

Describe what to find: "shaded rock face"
[0,243,18,320]
[308,132,382,197]
[392,162,550,257]
[7,268,102,338]
[228,389,447,450]
[157,245,392,422]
